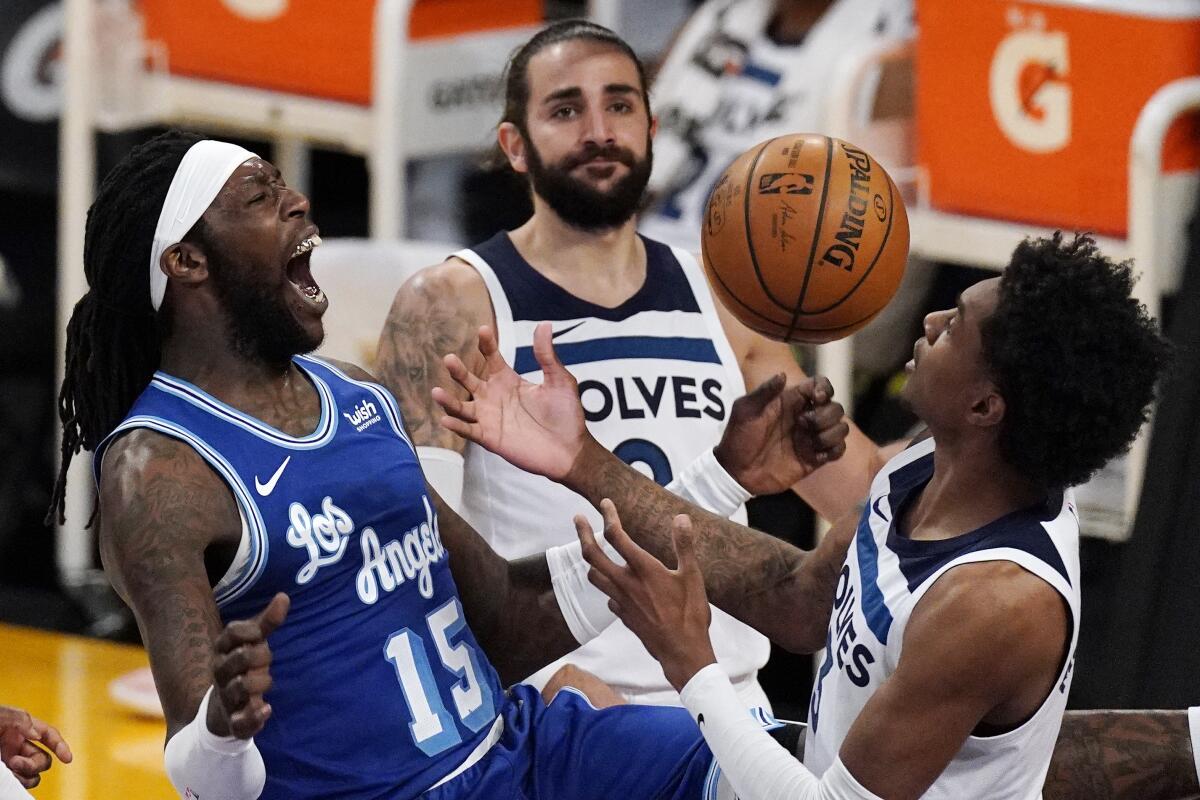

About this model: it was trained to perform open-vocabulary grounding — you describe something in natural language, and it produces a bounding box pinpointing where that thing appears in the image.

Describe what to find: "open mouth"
[285,234,325,307]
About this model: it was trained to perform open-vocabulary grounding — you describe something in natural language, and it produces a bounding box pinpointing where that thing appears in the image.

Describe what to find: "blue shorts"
[423,683,721,799]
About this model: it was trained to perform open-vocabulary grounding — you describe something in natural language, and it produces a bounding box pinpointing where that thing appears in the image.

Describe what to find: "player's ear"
[161,241,209,286]
[497,122,529,174]
[968,386,1005,429]
[649,113,659,140]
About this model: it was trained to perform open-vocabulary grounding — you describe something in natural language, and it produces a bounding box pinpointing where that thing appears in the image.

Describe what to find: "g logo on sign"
[220,0,289,21]
[988,11,1070,154]
[1,3,63,123]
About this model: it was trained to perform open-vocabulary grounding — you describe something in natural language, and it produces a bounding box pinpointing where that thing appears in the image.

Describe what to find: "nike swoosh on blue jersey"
[255,455,292,496]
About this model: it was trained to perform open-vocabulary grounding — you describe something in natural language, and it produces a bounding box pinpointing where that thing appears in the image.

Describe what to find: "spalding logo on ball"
[701,133,910,344]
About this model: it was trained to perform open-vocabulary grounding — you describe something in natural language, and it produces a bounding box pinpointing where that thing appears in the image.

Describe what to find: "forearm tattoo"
[577,449,837,650]
[100,434,233,732]
[1044,710,1199,800]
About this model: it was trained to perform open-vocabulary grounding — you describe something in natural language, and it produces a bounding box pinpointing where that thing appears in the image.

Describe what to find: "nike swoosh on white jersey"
[255,455,292,496]
[551,320,586,339]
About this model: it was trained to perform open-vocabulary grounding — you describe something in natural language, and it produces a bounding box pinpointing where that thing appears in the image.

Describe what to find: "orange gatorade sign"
[140,0,543,106]
[915,0,1200,235]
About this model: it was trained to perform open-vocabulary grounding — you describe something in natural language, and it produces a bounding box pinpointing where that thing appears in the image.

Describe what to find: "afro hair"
[980,232,1170,491]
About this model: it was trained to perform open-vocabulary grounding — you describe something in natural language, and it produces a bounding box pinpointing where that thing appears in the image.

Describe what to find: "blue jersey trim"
[150,365,338,449]
[108,415,270,606]
[513,335,722,374]
[296,356,414,452]
[854,508,895,645]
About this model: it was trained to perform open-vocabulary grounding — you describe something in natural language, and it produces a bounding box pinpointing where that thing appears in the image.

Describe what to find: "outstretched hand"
[576,500,717,692]
[209,592,289,739]
[714,373,850,496]
[0,705,72,789]
[433,323,588,482]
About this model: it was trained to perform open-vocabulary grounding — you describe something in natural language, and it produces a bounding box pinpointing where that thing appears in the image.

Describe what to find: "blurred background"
[0,0,1198,796]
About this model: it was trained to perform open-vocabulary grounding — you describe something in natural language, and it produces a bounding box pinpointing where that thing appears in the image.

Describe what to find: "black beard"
[525,137,653,232]
[206,247,322,366]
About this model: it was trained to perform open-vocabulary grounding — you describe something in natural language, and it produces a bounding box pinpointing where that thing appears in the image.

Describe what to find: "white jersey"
[641,0,913,252]
[804,438,1081,799]
[456,232,771,707]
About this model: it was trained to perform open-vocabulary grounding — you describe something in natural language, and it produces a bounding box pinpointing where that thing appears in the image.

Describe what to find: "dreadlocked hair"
[47,130,204,526]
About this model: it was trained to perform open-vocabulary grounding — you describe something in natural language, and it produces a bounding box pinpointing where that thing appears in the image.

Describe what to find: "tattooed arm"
[433,324,862,652]
[568,439,855,652]
[98,430,273,742]
[1045,710,1200,800]
[376,259,494,452]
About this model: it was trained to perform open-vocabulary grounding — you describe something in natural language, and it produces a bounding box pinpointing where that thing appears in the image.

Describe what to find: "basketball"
[700,133,910,344]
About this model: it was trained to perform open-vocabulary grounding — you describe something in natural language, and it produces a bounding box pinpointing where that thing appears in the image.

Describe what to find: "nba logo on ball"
[701,133,910,344]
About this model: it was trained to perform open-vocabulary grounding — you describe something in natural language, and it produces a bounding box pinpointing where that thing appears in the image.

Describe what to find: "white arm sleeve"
[547,536,626,644]
[163,687,266,800]
[1189,707,1200,787]
[418,446,465,512]
[0,763,34,800]
[680,665,882,800]
[545,448,751,646]
[664,447,753,519]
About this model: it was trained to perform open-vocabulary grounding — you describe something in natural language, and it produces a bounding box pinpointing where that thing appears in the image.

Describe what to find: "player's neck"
[160,320,299,404]
[903,436,1045,542]
[509,209,647,307]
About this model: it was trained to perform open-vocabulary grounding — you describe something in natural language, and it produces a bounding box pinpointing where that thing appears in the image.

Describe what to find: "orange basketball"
[700,133,910,344]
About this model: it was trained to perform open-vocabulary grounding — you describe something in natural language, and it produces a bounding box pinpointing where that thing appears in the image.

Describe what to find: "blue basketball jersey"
[95,356,506,799]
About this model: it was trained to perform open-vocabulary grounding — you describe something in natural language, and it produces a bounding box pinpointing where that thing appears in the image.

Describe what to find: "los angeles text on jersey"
[577,375,727,422]
[285,492,447,603]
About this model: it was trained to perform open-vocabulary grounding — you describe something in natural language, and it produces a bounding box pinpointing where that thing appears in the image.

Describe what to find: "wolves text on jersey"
[830,564,876,688]
[809,563,877,731]
[284,493,447,603]
[577,375,726,423]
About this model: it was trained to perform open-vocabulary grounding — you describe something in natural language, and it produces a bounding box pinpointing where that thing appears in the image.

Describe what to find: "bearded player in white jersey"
[377,19,895,710]
[432,233,1177,799]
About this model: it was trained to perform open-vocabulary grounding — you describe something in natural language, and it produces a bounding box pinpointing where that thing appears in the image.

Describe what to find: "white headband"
[149,140,258,311]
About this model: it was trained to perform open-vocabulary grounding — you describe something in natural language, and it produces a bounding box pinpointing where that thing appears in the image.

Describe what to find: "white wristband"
[666,448,753,518]
[418,446,465,512]
[0,761,34,800]
[164,686,266,800]
[546,537,625,645]
[1188,706,1200,787]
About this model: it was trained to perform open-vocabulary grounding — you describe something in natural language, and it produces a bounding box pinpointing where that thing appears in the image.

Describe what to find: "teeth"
[293,234,322,258]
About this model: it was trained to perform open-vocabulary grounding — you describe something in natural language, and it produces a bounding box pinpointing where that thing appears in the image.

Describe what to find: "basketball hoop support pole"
[1125,76,1200,524]
[56,0,98,592]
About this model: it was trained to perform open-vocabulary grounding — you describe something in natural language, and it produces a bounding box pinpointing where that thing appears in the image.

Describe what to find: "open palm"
[432,323,587,481]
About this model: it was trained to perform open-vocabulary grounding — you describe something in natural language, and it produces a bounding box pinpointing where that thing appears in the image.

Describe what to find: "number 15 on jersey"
[383,597,498,756]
